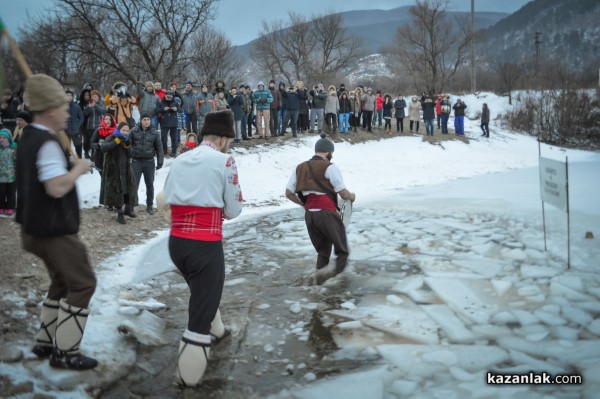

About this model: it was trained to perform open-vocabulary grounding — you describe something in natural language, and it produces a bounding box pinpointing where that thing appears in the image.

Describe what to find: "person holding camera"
[453,99,467,135]
[281,82,307,137]
[156,91,180,156]
[309,83,327,133]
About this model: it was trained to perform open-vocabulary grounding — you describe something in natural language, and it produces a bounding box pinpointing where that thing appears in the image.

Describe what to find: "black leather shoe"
[32,345,53,359]
[49,350,98,370]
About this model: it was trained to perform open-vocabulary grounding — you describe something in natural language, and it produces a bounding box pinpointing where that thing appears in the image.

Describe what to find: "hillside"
[479,0,600,66]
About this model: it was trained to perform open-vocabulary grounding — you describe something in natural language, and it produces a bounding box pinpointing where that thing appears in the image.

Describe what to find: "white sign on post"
[539,157,568,211]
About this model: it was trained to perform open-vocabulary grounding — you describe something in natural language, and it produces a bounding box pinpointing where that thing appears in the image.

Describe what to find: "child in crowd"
[0,129,17,216]
[176,132,198,157]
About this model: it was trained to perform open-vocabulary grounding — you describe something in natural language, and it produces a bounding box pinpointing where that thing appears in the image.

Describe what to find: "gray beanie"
[315,133,334,153]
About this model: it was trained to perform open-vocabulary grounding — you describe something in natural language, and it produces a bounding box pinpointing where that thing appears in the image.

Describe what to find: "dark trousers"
[132,159,155,207]
[161,126,178,155]
[437,114,441,128]
[169,236,224,335]
[68,134,83,159]
[299,113,309,132]
[269,108,279,134]
[84,129,95,156]
[441,113,449,134]
[305,210,349,273]
[186,113,198,134]
[362,110,373,131]
[246,112,253,136]
[283,109,299,134]
[325,113,338,134]
[22,233,96,309]
[410,120,420,133]
[241,114,249,138]
[396,117,404,132]
[481,122,490,136]
[0,182,17,210]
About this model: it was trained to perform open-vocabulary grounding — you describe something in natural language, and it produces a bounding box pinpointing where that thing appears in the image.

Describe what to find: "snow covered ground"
[3,92,600,398]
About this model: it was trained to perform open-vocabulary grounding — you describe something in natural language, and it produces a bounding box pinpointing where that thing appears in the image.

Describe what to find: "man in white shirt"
[285,133,356,285]
[16,74,98,370]
[163,110,243,387]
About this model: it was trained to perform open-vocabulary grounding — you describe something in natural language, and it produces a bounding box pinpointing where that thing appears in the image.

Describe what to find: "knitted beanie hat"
[315,133,334,153]
[200,110,235,138]
[23,74,69,113]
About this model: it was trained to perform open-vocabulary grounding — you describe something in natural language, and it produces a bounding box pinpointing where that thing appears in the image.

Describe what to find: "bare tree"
[45,0,218,85]
[189,27,247,88]
[492,61,524,105]
[252,11,361,85]
[397,0,471,93]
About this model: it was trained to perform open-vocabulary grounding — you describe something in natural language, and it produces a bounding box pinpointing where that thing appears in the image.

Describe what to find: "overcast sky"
[3,0,529,45]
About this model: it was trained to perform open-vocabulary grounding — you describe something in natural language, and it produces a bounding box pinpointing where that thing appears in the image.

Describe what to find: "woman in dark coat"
[100,122,138,224]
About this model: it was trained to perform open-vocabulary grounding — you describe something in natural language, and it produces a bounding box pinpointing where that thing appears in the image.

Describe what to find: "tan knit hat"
[24,74,69,113]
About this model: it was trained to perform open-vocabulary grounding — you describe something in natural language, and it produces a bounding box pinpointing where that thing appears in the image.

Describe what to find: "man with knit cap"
[163,109,243,387]
[285,133,356,285]
[16,74,98,370]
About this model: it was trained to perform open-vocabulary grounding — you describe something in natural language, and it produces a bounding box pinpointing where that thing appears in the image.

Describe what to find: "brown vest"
[295,157,338,208]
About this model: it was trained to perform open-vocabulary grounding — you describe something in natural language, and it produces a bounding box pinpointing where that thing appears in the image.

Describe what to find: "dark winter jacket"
[453,102,467,116]
[137,84,160,116]
[130,123,164,165]
[481,106,490,123]
[339,92,352,114]
[422,98,436,120]
[100,135,138,208]
[269,86,282,109]
[394,99,406,118]
[297,89,309,114]
[383,101,394,118]
[310,90,327,109]
[66,102,84,136]
[227,93,244,121]
[197,92,216,115]
[180,90,198,115]
[156,99,180,128]
[83,101,107,130]
[0,96,21,130]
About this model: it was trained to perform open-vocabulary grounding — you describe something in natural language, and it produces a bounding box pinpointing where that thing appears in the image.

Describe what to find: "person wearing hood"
[181,81,198,133]
[351,87,363,132]
[82,90,106,159]
[65,89,85,158]
[394,94,406,133]
[197,84,216,132]
[252,81,273,139]
[100,121,138,224]
[90,113,117,177]
[324,85,340,136]
[338,91,352,134]
[137,81,161,128]
[383,94,394,134]
[175,132,198,157]
[480,103,490,138]
[309,83,327,133]
[110,87,137,127]
[360,88,376,132]
[422,94,436,136]
[268,80,282,135]
[408,96,421,133]
[0,129,17,216]
[156,90,180,156]
[213,80,226,96]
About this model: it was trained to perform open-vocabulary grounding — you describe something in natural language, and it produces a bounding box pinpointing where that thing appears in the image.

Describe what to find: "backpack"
[441,104,451,114]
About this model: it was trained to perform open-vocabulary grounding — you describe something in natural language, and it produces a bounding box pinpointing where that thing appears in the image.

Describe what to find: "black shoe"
[124,205,137,218]
[49,350,98,370]
[242,137,250,140]
[84,152,90,159]
[146,206,155,215]
[32,345,53,359]
[117,210,126,224]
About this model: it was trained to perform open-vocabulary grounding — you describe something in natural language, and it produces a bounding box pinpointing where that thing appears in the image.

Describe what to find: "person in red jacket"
[374,90,384,128]
[154,82,166,101]
[435,93,443,129]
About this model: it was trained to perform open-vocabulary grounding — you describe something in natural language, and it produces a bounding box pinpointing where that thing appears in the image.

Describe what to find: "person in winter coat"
[268,80,282,135]
[214,91,228,112]
[351,88,363,132]
[281,83,307,137]
[83,90,106,159]
[295,81,309,133]
[90,114,117,176]
[382,94,394,134]
[105,82,126,112]
[252,81,273,139]
[338,91,352,134]
[408,96,421,133]
[1,89,21,132]
[65,89,85,158]
[422,95,436,136]
[156,91,180,155]
[213,80,226,96]
[110,89,137,127]
[180,81,198,133]
[480,103,490,137]
[137,81,161,127]
[239,85,252,139]
[435,94,443,129]
[130,112,164,214]
[374,90,384,128]
[197,85,216,132]
[394,94,406,133]
[278,81,287,133]
[12,110,32,144]
[154,82,166,101]
[309,83,327,133]
[324,85,340,135]
[361,88,376,132]
[227,87,244,142]
[440,96,452,134]
[175,132,198,157]
[0,129,17,216]
[100,122,138,224]
[453,99,467,135]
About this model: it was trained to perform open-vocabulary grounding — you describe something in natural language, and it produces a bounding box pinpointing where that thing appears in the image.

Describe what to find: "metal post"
[566,156,571,269]
[471,0,476,93]
[539,140,547,251]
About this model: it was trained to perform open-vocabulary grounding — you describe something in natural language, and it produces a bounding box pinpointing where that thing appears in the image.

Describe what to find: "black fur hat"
[200,110,235,138]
